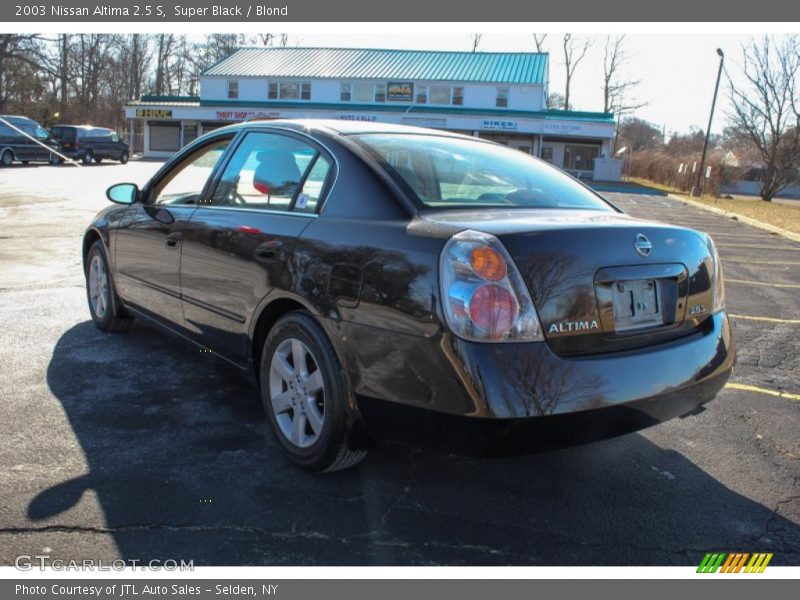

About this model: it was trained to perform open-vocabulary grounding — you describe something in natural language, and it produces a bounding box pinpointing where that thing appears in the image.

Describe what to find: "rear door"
[114,134,234,329]
[179,129,334,363]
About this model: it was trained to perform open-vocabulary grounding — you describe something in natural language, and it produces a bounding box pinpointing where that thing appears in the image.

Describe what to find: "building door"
[182,122,198,147]
[540,145,554,164]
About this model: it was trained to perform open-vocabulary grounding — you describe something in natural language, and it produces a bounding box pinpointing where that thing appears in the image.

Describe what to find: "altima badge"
[634,233,652,257]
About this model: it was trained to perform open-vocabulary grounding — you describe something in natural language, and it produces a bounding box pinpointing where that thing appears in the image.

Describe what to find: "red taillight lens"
[440,230,543,343]
[470,246,506,281]
[468,284,518,338]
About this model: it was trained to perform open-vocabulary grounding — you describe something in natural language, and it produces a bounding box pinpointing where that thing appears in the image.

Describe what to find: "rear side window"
[210,132,330,213]
[352,133,613,211]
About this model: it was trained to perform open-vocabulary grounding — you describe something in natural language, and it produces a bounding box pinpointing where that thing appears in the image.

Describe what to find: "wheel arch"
[82,227,110,269]
[250,294,316,379]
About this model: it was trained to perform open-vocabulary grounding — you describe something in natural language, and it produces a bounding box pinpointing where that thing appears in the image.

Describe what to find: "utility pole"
[693,48,724,197]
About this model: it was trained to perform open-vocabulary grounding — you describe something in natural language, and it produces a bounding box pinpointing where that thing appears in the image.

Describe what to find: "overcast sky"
[285,33,771,136]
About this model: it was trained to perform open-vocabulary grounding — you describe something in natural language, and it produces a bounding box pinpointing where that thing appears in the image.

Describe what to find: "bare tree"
[533,34,547,53]
[0,34,42,112]
[728,35,800,201]
[546,91,568,110]
[470,34,482,53]
[562,34,591,111]
[602,35,646,151]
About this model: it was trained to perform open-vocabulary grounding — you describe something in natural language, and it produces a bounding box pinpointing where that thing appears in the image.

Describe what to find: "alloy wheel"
[88,254,109,319]
[269,337,326,448]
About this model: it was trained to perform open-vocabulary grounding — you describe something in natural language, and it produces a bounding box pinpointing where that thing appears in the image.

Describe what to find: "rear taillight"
[440,230,543,342]
[709,237,725,313]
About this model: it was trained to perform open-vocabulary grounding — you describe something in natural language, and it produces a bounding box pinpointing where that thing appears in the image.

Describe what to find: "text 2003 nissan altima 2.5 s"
[83,120,734,472]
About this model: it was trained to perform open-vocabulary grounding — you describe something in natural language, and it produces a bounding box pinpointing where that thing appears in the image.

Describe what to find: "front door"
[180,130,334,363]
[114,136,233,329]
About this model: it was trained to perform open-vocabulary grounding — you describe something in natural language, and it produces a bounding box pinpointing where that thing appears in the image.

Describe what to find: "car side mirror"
[106,183,139,205]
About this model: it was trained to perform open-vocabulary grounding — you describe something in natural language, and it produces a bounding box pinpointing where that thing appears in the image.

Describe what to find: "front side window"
[227,80,238,99]
[352,133,613,212]
[210,132,327,212]
[496,87,509,108]
[153,137,232,205]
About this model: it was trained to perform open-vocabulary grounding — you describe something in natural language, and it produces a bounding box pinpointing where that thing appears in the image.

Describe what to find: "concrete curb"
[667,193,800,243]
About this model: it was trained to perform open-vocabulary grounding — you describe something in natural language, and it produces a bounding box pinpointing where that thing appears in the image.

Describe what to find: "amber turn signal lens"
[469,246,507,281]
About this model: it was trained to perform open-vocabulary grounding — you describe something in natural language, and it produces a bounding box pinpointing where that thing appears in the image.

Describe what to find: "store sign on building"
[387,82,414,102]
[481,119,517,131]
[136,109,172,118]
[543,122,584,134]
[338,114,377,122]
[215,110,280,121]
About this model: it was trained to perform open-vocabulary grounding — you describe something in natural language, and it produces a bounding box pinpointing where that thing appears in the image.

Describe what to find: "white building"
[125,47,620,180]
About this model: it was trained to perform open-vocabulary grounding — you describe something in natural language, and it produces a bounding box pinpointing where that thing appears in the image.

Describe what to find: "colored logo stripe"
[697,552,773,573]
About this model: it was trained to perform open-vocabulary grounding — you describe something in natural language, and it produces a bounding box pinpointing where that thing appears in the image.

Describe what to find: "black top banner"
[3,0,799,22]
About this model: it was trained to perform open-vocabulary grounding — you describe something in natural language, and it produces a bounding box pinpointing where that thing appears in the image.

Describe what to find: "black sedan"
[83,120,734,472]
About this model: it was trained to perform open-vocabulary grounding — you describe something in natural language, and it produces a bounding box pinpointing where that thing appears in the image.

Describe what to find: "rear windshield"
[351,133,613,211]
[52,127,75,142]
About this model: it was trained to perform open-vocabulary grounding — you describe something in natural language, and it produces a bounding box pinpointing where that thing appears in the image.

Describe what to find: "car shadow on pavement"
[39,320,800,566]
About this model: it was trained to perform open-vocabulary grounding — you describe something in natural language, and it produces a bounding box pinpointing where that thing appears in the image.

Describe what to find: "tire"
[260,311,367,472]
[81,151,92,165]
[21,160,29,165]
[85,240,133,332]
[49,153,60,165]
[93,157,103,164]
[119,151,129,164]
[0,150,13,166]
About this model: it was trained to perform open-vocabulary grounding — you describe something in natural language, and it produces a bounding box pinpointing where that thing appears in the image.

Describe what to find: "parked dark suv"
[50,125,130,165]
[0,115,61,166]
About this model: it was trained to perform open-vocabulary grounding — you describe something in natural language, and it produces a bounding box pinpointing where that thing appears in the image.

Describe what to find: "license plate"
[611,279,662,332]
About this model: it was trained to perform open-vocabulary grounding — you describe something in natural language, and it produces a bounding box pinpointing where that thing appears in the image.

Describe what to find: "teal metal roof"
[202,47,548,85]
[132,96,613,123]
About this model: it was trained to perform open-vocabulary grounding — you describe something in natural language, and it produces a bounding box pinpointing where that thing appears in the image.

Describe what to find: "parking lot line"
[725,382,800,402]
[725,278,800,289]
[723,258,800,265]
[729,313,800,324]
[716,244,800,251]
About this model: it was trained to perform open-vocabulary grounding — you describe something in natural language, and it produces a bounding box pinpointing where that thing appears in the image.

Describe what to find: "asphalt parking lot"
[0,161,798,566]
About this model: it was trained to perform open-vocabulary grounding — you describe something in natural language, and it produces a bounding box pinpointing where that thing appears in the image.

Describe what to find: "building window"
[429,86,452,105]
[375,83,386,103]
[416,85,427,104]
[353,83,373,102]
[227,80,238,99]
[340,83,352,101]
[452,87,464,106]
[267,81,311,101]
[280,82,299,100]
[496,87,509,108]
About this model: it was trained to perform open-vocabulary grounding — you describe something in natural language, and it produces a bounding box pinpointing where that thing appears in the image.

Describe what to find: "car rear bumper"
[353,312,734,454]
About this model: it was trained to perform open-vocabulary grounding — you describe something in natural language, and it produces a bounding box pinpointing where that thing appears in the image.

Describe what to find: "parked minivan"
[50,125,129,164]
[0,115,61,166]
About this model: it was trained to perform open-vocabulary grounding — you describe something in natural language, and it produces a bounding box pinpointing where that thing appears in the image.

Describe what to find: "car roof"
[213,118,473,140]
[0,115,37,124]
[52,124,109,130]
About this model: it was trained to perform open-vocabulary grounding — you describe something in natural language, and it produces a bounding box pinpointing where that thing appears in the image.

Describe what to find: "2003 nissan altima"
[83,120,734,472]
